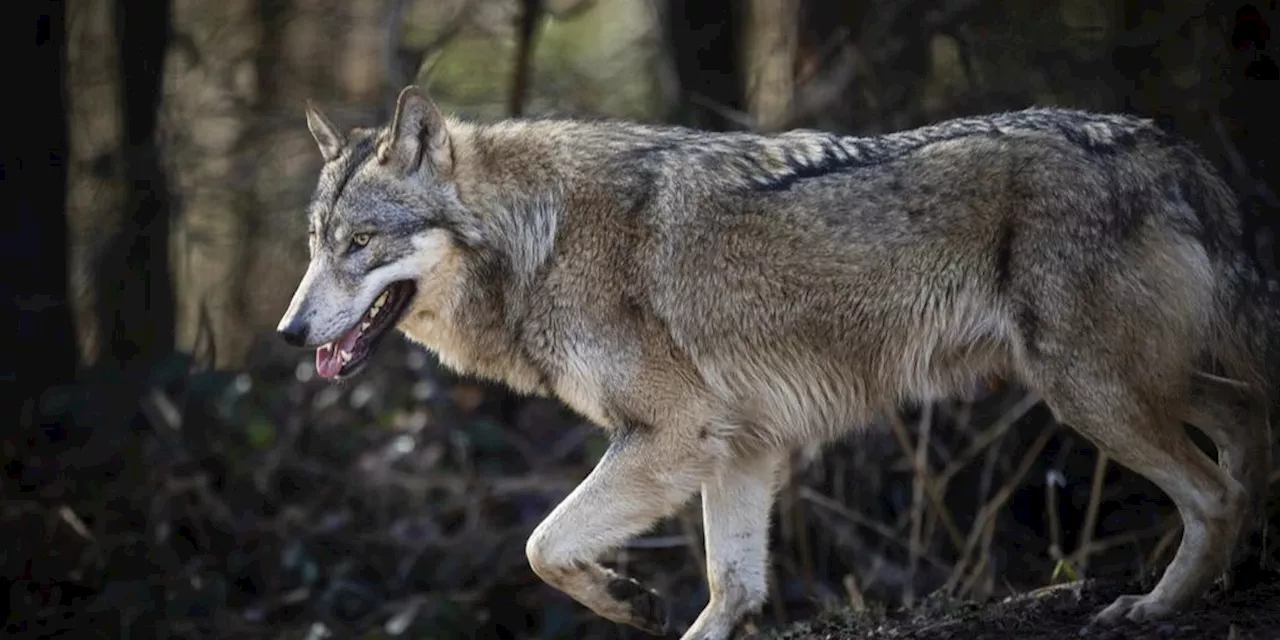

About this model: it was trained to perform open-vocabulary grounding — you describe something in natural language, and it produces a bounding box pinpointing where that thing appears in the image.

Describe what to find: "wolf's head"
[277,86,468,380]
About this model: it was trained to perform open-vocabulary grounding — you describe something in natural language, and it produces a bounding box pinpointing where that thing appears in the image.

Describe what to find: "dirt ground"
[764,569,1280,640]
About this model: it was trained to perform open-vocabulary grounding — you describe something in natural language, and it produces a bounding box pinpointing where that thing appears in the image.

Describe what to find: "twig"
[798,486,951,571]
[58,505,95,541]
[508,0,544,117]
[960,519,999,598]
[626,534,697,549]
[789,453,819,601]
[779,37,860,130]
[535,423,596,468]
[1045,468,1064,572]
[141,387,182,431]
[687,93,758,130]
[889,406,965,553]
[944,423,1058,597]
[679,507,708,586]
[389,1,473,96]
[1068,522,1169,563]
[545,0,597,21]
[382,0,412,106]
[768,556,787,626]
[777,462,796,570]
[842,572,867,612]
[1149,518,1183,568]
[938,391,1041,489]
[1192,369,1254,392]
[330,463,584,498]
[898,406,931,607]
[1072,452,1109,575]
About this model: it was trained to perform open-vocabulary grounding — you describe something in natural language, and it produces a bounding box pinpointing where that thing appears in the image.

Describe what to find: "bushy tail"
[1214,276,1277,405]
[1204,189,1280,410]
[1244,194,1280,409]
[1229,235,1280,411]
[1263,282,1280,408]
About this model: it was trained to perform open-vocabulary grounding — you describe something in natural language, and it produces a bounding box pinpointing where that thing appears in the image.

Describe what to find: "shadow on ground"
[764,569,1280,640]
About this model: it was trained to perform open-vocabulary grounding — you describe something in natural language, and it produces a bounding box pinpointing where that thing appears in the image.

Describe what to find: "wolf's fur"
[279,86,1280,639]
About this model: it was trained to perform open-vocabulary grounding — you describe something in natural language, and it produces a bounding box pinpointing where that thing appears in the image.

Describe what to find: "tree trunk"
[100,0,176,369]
[166,0,393,369]
[661,0,747,131]
[4,0,76,426]
[744,0,798,131]
[65,0,125,366]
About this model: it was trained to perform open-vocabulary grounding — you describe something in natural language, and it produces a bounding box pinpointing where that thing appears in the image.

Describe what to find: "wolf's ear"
[305,101,345,162]
[378,85,452,177]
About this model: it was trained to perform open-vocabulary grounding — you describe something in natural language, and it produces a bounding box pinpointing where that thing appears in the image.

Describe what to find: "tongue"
[315,325,363,379]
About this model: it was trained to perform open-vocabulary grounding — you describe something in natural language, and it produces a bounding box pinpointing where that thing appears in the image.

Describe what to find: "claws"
[606,575,670,635]
[1092,594,1176,625]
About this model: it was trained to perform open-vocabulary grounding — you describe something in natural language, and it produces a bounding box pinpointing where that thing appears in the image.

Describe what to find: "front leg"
[525,425,717,635]
[682,450,785,640]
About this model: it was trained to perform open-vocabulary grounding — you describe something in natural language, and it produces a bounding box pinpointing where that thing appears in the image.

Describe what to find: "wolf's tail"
[1257,275,1280,408]
[1248,278,1280,407]
[1171,145,1279,407]
[1215,195,1280,410]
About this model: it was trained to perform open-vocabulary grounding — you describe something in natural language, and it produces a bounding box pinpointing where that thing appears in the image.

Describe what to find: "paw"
[606,575,669,636]
[730,612,762,640]
[1092,594,1176,625]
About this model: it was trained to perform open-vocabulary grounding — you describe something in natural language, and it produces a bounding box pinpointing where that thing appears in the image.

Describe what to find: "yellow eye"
[351,232,372,248]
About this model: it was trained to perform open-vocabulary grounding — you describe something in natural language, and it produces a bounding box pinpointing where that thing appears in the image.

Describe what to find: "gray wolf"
[276,85,1279,639]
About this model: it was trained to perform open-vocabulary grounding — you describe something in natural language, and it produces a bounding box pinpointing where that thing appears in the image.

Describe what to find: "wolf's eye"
[350,232,372,250]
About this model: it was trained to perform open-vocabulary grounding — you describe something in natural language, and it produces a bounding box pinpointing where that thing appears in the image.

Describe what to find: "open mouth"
[315,281,416,380]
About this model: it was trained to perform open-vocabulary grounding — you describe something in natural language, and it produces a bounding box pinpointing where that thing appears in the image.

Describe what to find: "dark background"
[5,0,1279,638]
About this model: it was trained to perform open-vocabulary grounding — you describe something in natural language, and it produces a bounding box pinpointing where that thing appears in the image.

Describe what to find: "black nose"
[278,322,308,347]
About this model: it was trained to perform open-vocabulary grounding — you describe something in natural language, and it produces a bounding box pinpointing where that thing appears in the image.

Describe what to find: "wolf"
[277,85,1279,639]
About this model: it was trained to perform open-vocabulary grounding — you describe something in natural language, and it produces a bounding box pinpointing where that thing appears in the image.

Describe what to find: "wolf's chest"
[547,338,622,429]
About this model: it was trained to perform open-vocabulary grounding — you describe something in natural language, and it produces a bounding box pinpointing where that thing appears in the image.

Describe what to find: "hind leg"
[1180,374,1273,576]
[1027,363,1247,624]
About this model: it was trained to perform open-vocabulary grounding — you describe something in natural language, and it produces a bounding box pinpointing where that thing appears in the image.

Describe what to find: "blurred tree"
[4,0,75,447]
[744,0,799,130]
[102,0,176,370]
[65,0,124,366]
[7,0,175,500]
[661,0,746,130]
[164,0,396,369]
[3,1,173,625]
[511,0,546,116]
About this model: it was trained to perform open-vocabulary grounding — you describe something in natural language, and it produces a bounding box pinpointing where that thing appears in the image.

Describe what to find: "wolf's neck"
[448,120,573,280]
[399,121,566,395]
[451,120,574,189]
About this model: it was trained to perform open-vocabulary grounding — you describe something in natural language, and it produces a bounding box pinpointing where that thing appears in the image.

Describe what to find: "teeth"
[369,290,391,320]
[360,321,371,332]
[339,350,353,363]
